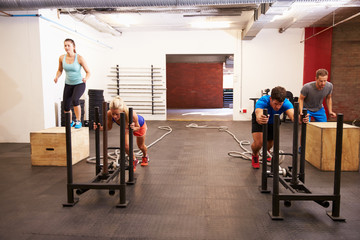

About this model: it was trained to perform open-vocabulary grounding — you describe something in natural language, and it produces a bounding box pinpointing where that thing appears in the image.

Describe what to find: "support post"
[299,109,307,183]
[327,113,345,221]
[269,114,283,220]
[117,112,129,207]
[127,107,136,184]
[63,112,79,207]
[260,108,270,193]
[95,107,101,175]
[291,102,299,185]
[102,102,109,176]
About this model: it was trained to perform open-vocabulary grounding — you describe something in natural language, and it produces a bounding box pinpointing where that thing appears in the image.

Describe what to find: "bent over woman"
[94,96,149,171]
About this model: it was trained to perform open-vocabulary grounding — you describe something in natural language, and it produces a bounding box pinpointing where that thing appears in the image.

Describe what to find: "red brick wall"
[331,18,360,122]
[166,62,223,108]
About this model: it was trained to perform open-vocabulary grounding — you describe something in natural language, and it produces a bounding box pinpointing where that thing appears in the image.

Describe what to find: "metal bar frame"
[95,107,101,175]
[269,114,345,221]
[117,112,129,207]
[291,102,299,185]
[269,114,281,219]
[63,112,79,207]
[127,108,136,184]
[102,102,109,176]
[260,108,270,193]
[299,109,308,183]
[63,103,129,208]
[327,114,345,221]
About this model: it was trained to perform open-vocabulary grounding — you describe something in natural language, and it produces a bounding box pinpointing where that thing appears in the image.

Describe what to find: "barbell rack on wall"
[107,65,166,115]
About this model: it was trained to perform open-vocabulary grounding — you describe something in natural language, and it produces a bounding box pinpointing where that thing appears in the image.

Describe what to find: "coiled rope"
[86,126,172,164]
[185,123,285,164]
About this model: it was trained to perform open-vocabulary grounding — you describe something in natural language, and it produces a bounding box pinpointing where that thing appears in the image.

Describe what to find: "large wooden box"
[305,122,360,171]
[30,127,89,166]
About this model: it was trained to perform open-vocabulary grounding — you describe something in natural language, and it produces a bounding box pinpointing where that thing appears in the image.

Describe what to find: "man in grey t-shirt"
[299,69,336,122]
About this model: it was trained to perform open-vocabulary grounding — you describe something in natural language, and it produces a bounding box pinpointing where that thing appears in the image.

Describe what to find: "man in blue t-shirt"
[250,86,308,169]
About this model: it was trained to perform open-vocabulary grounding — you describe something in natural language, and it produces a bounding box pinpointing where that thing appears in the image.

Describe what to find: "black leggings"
[63,83,86,111]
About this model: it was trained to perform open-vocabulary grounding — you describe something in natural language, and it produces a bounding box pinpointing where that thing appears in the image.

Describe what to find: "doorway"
[166,54,233,121]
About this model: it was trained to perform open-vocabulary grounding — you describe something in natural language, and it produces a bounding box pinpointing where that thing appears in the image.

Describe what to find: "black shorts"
[251,112,274,140]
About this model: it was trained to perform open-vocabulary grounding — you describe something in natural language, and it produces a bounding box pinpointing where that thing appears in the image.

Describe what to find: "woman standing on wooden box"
[54,38,91,129]
[94,96,149,172]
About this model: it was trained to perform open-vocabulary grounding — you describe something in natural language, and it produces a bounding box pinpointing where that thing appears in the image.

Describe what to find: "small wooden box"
[305,122,360,171]
[30,127,89,166]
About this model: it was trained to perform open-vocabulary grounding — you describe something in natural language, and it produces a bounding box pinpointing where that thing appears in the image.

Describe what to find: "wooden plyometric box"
[305,122,360,171]
[30,127,89,166]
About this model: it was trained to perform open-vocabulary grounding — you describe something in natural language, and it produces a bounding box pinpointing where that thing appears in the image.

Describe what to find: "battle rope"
[185,123,285,164]
[86,125,172,164]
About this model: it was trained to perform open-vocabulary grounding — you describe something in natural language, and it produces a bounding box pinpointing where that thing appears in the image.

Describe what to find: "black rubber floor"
[0,121,359,240]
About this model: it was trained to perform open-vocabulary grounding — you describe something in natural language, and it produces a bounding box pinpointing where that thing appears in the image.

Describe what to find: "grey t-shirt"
[300,81,333,112]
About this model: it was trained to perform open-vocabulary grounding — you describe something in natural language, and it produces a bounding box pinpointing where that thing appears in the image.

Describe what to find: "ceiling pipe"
[300,11,360,43]
[0,0,273,10]
[70,13,122,36]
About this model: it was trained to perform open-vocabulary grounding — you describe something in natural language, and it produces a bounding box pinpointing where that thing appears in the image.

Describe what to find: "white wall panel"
[0,11,44,142]
[0,9,304,142]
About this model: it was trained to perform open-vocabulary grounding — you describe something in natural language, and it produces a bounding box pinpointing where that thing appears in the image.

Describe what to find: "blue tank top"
[113,114,145,127]
[62,53,83,85]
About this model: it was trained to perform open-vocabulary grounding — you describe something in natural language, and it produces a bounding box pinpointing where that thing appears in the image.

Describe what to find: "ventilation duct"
[0,0,273,10]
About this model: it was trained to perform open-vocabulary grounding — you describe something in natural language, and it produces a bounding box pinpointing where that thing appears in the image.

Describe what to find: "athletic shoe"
[74,121,82,129]
[70,121,75,127]
[141,156,149,166]
[252,155,260,169]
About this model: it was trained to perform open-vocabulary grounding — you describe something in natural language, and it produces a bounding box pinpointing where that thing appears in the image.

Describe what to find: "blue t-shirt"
[255,95,293,124]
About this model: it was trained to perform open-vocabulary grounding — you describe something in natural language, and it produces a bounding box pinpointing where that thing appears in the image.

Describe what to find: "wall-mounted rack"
[107,65,166,115]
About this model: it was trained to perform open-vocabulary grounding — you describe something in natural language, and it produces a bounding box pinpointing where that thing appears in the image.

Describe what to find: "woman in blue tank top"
[54,39,91,129]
